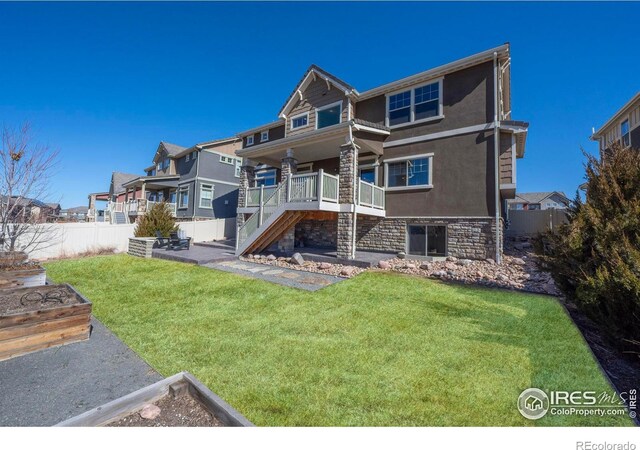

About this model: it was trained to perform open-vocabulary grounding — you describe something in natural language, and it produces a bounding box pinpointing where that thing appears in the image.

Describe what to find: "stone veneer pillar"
[237,161,255,232]
[337,141,359,259]
[280,149,298,182]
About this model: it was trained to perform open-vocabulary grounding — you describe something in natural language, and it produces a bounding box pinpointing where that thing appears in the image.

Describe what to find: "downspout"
[349,123,357,260]
[193,150,200,221]
[493,52,502,264]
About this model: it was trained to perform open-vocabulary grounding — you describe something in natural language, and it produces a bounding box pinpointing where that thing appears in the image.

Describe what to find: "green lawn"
[45,254,631,426]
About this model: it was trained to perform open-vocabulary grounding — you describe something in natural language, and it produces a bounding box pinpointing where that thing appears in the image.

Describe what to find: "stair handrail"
[236,181,288,251]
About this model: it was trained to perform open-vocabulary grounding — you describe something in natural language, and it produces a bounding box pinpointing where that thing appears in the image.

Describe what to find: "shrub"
[134,201,178,238]
[535,144,640,353]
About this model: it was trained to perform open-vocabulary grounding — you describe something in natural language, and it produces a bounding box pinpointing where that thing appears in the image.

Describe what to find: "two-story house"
[591,92,640,154]
[106,137,242,224]
[507,192,569,210]
[234,44,528,263]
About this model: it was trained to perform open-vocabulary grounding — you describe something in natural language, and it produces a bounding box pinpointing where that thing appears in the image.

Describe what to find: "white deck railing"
[147,201,177,216]
[358,179,385,210]
[246,186,276,207]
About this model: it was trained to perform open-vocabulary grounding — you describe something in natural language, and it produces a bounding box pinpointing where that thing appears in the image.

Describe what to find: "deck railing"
[321,172,339,203]
[237,182,287,249]
[246,186,276,207]
[358,179,385,210]
[147,201,177,216]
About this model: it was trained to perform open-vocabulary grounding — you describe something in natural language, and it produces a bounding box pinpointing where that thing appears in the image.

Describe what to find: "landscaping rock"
[139,404,161,420]
[266,254,277,261]
[318,262,332,270]
[419,262,430,270]
[456,259,472,267]
[485,258,495,265]
[512,258,526,266]
[397,252,406,260]
[403,263,416,270]
[290,253,305,265]
[340,267,356,277]
[246,254,254,259]
[446,256,457,262]
[378,260,391,269]
[434,270,447,277]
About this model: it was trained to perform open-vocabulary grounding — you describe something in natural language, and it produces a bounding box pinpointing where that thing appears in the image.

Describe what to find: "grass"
[45,254,632,426]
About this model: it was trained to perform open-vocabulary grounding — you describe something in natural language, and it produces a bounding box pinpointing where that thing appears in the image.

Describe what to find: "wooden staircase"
[242,210,307,255]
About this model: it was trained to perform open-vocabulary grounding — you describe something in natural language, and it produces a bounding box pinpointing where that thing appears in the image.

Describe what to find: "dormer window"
[291,113,309,130]
[316,101,342,129]
[246,135,254,146]
[260,130,269,142]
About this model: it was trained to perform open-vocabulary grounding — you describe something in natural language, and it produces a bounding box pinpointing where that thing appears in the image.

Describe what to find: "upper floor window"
[220,155,235,165]
[316,101,342,129]
[235,159,242,178]
[255,169,277,187]
[192,151,197,160]
[246,135,254,146]
[385,155,432,189]
[260,130,269,142]
[148,169,156,176]
[186,153,190,162]
[621,119,630,147]
[386,80,443,127]
[291,113,309,130]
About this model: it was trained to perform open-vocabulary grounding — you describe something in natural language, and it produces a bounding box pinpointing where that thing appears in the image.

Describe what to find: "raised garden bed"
[0,251,46,290]
[56,371,254,427]
[0,283,92,361]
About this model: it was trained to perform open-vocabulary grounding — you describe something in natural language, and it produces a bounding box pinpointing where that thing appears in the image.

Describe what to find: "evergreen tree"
[536,143,640,353]
[134,201,178,237]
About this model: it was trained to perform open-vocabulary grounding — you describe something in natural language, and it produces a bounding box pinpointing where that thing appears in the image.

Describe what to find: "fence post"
[258,185,264,227]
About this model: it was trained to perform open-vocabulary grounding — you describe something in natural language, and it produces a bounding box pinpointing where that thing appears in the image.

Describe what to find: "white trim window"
[296,162,313,174]
[315,101,342,129]
[220,155,235,165]
[386,79,443,128]
[235,159,242,178]
[178,185,189,209]
[246,135,254,146]
[255,169,277,187]
[199,183,214,209]
[621,119,630,147]
[384,154,433,190]
[260,130,269,142]
[290,112,309,130]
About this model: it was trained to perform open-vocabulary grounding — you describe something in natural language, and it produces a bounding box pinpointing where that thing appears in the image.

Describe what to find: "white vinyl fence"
[18,218,236,260]
[506,209,568,236]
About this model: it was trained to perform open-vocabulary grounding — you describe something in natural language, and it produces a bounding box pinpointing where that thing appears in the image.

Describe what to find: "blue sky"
[0,1,638,208]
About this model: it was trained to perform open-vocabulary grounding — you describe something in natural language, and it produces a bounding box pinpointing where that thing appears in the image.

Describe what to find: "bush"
[134,202,178,238]
[535,144,640,353]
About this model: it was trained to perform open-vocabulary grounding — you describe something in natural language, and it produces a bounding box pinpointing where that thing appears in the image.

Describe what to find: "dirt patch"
[0,285,80,315]
[107,394,223,427]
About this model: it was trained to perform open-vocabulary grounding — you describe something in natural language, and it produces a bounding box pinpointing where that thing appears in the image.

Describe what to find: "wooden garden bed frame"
[0,284,92,361]
[55,371,254,427]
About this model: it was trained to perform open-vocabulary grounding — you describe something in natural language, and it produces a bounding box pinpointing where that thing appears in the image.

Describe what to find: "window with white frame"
[385,155,432,189]
[255,169,277,187]
[316,101,342,129]
[621,119,630,147]
[359,166,376,184]
[178,186,189,209]
[192,151,197,160]
[246,135,254,146]
[386,80,442,127]
[220,155,235,165]
[235,159,242,177]
[296,162,313,174]
[260,130,269,142]
[291,113,309,130]
[199,184,213,208]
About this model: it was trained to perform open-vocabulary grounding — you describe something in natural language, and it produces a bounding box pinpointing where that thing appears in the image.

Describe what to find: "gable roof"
[279,64,358,118]
[591,92,640,139]
[111,171,139,195]
[159,141,186,157]
[510,191,569,205]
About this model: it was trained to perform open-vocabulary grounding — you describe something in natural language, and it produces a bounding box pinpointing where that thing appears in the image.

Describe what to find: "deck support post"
[337,140,359,260]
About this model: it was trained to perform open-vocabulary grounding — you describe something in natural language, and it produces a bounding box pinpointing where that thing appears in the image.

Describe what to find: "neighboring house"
[0,196,57,223]
[60,206,89,221]
[108,138,242,223]
[591,92,640,154]
[507,192,569,211]
[235,44,528,262]
[46,203,62,218]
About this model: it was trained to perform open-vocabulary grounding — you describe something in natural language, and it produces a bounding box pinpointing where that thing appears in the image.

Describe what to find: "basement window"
[407,225,446,257]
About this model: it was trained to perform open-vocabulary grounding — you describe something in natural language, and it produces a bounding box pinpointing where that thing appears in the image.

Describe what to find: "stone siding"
[356,216,501,260]
[237,164,255,208]
[295,220,337,248]
[127,237,155,258]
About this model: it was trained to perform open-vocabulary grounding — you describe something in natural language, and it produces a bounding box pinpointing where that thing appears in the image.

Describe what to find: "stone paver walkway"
[206,260,345,291]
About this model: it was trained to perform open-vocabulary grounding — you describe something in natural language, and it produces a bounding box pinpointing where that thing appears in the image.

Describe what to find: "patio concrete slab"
[0,318,162,427]
[205,260,345,291]
[152,244,236,265]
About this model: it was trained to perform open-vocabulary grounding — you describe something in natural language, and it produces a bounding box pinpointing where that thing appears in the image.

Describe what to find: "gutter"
[493,51,502,264]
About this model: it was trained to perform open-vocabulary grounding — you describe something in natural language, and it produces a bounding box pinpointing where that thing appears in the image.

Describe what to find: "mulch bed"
[107,394,223,427]
[0,285,79,316]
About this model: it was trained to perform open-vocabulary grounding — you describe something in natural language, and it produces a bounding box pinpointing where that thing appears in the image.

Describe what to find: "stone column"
[337,140,359,259]
[237,160,256,209]
[280,149,298,182]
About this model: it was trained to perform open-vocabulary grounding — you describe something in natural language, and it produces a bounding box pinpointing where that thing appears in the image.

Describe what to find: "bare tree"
[0,123,59,254]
